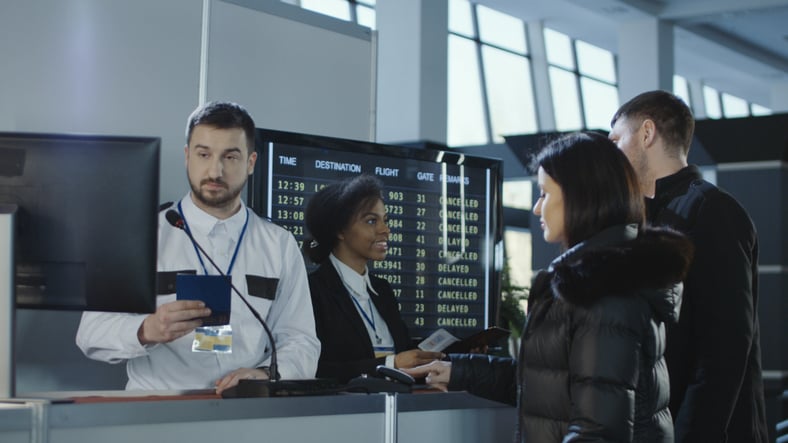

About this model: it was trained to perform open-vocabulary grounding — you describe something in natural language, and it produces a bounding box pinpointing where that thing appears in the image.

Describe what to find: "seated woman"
[405,132,694,442]
[303,174,443,383]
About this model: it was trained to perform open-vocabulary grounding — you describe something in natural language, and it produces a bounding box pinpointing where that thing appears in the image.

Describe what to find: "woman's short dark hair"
[303,174,384,264]
[534,131,645,248]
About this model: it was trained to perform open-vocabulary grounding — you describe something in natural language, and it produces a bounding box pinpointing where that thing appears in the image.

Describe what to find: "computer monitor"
[0,132,159,313]
[247,128,504,341]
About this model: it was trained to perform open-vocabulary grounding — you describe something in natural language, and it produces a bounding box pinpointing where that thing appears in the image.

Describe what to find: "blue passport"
[176,274,231,326]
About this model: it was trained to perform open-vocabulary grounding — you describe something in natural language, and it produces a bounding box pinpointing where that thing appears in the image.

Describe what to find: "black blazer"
[308,262,413,383]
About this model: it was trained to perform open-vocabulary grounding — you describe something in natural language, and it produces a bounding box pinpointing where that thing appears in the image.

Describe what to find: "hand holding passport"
[176,274,232,326]
[418,326,510,354]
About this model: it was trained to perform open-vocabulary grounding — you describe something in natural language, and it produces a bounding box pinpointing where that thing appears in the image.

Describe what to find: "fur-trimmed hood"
[548,224,694,322]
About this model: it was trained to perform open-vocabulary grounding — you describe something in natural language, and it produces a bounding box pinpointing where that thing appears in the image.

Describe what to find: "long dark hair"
[303,174,384,263]
[534,132,644,248]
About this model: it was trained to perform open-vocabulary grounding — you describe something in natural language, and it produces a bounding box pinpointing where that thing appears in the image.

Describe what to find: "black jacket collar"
[648,165,703,218]
[544,224,692,322]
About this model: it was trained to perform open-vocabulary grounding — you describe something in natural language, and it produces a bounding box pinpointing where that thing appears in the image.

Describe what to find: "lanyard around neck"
[336,263,382,344]
[349,290,382,345]
[177,201,249,276]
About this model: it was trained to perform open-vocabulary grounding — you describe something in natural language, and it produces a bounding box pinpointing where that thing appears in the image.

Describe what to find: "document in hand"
[418,326,510,353]
[176,274,231,326]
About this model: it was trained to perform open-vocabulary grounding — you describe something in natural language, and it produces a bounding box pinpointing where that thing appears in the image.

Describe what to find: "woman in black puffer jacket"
[406,132,694,443]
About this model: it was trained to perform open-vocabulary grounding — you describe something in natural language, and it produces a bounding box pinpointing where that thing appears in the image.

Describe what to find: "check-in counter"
[0,400,41,443]
[1,390,516,443]
[398,391,517,443]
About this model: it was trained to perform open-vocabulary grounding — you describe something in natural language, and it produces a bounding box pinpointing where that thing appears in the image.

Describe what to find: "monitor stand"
[0,205,16,398]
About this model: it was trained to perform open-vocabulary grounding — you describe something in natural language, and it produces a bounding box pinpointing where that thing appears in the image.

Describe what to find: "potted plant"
[496,262,529,358]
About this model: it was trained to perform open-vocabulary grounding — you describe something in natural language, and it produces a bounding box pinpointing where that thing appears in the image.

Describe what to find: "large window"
[673,75,691,108]
[502,180,533,287]
[447,0,537,147]
[504,228,533,290]
[721,93,750,118]
[751,103,772,116]
[549,66,583,131]
[703,85,723,119]
[287,0,376,29]
[448,35,488,146]
[702,85,772,118]
[448,0,539,288]
[544,28,619,131]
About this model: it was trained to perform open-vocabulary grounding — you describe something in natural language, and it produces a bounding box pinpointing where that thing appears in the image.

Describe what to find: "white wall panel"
[208,0,375,141]
[0,0,203,203]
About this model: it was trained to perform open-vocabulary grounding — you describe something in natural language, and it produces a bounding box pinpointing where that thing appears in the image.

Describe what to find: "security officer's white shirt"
[76,194,320,390]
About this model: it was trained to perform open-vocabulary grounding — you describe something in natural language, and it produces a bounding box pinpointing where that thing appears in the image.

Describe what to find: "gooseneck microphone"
[165,209,186,230]
[165,209,279,382]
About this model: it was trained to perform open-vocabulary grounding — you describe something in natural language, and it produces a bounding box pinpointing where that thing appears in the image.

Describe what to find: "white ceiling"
[474,0,788,108]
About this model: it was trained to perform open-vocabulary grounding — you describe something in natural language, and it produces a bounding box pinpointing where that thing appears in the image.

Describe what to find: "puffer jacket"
[449,224,693,443]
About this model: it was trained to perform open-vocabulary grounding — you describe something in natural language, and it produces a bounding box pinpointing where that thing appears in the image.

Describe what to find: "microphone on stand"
[167,209,346,397]
[165,209,280,382]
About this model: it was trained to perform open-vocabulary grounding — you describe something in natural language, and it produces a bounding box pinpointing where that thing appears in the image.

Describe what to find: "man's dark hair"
[303,174,384,264]
[611,90,695,157]
[186,101,256,154]
[534,131,645,248]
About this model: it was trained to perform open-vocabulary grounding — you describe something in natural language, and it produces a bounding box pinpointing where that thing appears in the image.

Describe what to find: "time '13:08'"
[276,209,305,221]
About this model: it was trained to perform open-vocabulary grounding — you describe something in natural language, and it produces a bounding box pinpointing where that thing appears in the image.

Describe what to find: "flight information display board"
[247,129,503,341]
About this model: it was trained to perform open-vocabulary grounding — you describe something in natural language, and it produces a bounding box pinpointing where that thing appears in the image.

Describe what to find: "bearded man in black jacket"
[609,90,769,443]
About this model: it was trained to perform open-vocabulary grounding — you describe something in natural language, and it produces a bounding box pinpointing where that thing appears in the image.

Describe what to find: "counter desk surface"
[2,389,517,443]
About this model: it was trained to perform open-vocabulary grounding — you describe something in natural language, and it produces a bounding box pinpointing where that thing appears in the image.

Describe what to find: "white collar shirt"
[179,194,247,275]
[329,254,394,350]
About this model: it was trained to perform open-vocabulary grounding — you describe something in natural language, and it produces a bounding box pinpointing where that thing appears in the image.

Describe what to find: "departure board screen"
[247,129,503,341]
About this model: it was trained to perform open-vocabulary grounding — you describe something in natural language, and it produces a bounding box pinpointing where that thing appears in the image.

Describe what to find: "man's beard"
[190,178,244,210]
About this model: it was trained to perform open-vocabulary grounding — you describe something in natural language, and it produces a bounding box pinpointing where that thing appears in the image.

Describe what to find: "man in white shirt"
[77,102,320,393]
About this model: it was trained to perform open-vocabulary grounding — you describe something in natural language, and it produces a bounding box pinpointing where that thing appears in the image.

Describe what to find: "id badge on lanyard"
[176,274,233,353]
[177,202,249,354]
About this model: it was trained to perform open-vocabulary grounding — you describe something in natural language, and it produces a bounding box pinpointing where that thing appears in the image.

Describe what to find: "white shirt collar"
[180,193,247,238]
[329,253,379,299]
